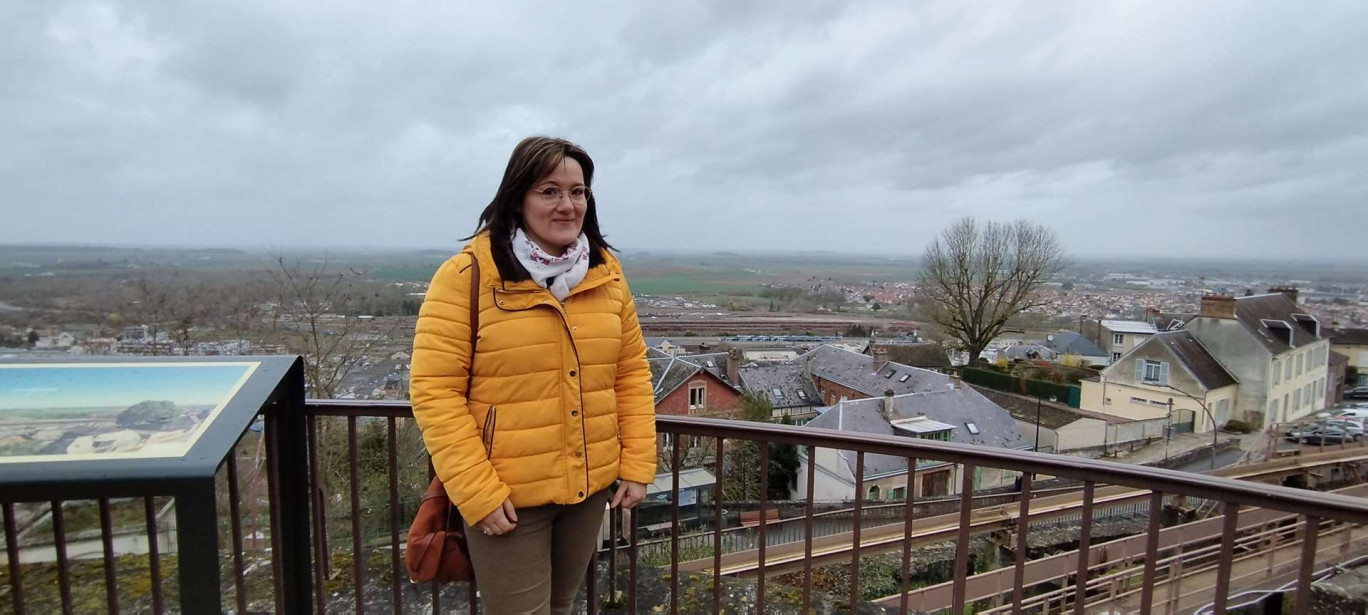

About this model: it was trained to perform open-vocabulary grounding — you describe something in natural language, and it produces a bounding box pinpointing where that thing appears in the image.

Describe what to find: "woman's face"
[521,157,587,256]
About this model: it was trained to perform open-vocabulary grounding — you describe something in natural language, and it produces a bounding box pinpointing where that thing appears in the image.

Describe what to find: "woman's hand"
[611,480,647,509]
[475,498,518,536]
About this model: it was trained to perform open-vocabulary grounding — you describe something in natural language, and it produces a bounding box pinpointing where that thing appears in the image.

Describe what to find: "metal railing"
[4,398,1368,614]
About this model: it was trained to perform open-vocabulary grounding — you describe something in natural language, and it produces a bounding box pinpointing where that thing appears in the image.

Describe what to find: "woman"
[409,136,656,614]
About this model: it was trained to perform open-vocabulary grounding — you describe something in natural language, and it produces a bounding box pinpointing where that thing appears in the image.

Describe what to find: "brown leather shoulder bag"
[405,257,479,583]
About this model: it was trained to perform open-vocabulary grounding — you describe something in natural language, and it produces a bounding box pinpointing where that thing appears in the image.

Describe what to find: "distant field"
[620,252,920,297]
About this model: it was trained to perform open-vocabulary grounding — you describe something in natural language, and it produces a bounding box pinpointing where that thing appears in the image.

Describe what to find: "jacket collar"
[464,232,622,308]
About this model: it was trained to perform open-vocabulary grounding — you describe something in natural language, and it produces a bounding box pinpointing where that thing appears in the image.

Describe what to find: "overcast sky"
[3,2,1366,259]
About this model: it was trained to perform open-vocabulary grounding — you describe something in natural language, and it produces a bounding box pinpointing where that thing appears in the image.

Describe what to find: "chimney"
[873,345,890,373]
[726,348,740,384]
[881,389,895,420]
[1199,295,1237,319]
[1144,306,1160,322]
[1268,287,1300,305]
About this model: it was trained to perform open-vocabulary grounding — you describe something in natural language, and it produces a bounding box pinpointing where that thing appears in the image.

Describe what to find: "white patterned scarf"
[511,228,591,302]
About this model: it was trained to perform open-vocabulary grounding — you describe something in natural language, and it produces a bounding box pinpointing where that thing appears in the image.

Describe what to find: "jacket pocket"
[482,406,497,458]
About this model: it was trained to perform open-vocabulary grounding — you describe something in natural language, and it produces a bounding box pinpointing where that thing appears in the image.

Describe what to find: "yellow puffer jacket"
[410,233,657,524]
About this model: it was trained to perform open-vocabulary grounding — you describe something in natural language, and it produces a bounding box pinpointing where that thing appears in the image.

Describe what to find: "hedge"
[960,367,1082,408]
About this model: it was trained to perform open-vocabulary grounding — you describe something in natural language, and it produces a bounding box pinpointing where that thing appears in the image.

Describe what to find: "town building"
[1080,330,1240,433]
[1098,320,1158,364]
[859,339,951,372]
[795,388,1027,501]
[1041,331,1110,367]
[1180,290,1332,425]
[1326,327,1368,389]
[973,386,1166,454]
[648,351,743,417]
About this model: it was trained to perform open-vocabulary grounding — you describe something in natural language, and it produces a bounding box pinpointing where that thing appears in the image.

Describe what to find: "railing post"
[851,452,865,611]
[1295,516,1321,614]
[951,463,975,614]
[1073,481,1095,614]
[802,444,815,614]
[713,437,725,615]
[1013,472,1033,613]
[1212,504,1240,614]
[268,361,313,614]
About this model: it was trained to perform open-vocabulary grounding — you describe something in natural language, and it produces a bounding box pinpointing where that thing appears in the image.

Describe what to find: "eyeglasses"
[532,186,591,204]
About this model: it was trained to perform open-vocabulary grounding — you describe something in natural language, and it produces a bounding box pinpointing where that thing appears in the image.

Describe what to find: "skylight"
[883,369,896,378]
[797,391,807,400]
[898,374,910,382]
[773,388,784,398]
[966,422,980,435]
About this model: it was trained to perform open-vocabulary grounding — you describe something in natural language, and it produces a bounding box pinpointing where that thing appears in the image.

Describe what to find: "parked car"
[1346,385,1368,400]
[1324,419,1366,440]
[1285,423,1321,441]
[1301,427,1355,445]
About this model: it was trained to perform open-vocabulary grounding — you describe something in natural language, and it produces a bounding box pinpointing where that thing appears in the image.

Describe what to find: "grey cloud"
[2,0,1367,259]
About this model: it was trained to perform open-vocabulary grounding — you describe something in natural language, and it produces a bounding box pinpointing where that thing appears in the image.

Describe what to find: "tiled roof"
[1233,293,1321,354]
[799,345,953,397]
[737,363,820,409]
[882,343,951,369]
[1043,331,1107,357]
[969,385,1084,430]
[1153,330,1238,390]
[648,357,700,402]
[805,387,1027,480]
[1327,328,1368,346]
[1002,344,1056,361]
[649,352,741,401]
[1102,320,1158,335]
[1151,312,1194,332]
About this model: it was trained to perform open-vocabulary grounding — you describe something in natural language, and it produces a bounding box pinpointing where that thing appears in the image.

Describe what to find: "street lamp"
[1164,384,1220,471]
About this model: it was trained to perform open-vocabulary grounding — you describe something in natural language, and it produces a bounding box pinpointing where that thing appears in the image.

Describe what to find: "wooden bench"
[739,510,780,527]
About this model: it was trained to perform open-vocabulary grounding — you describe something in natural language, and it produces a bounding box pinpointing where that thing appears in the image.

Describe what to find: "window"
[772,388,783,398]
[688,383,706,411]
[1273,361,1281,385]
[1112,352,1122,362]
[1130,397,1149,405]
[1216,399,1230,425]
[1113,333,1125,346]
[1297,353,1305,376]
[965,422,980,435]
[797,390,807,400]
[1104,397,1113,405]
[919,430,952,442]
[1137,360,1168,384]
[1269,399,1279,422]
[1293,388,1302,410]
[898,374,911,382]
[883,369,896,378]
[1149,400,1169,407]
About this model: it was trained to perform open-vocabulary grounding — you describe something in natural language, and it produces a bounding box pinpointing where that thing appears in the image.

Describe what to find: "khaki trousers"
[463,489,610,615]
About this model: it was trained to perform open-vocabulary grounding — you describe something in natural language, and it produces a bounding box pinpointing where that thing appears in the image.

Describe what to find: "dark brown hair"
[467,136,613,282]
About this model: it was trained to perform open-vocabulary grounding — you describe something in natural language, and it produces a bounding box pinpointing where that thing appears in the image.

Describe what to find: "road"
[1173,448,1245,473]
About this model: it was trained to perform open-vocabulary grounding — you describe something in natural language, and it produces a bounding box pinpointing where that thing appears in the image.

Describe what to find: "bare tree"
[918,217,1066,365]
[129,274,175,353]
[264,253,394,399]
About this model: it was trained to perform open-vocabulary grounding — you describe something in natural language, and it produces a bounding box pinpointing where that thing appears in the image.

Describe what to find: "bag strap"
[449,257,481,532]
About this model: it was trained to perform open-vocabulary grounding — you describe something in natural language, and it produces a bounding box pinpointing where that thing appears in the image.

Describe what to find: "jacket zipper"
[492,285,609,499]
[483,406,497,458]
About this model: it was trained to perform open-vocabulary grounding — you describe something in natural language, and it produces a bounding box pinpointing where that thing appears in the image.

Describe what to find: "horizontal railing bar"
[297,400,1368,522]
